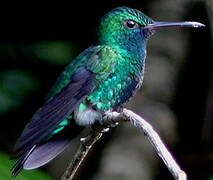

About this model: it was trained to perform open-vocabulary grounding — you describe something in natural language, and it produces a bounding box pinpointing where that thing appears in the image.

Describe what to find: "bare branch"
[60,130,103,180]
[122,109,187,180]
[61,108,187,180]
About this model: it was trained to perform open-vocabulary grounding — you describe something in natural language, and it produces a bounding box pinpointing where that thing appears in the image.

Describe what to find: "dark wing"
[14,67,96,156]
[12,138,70,177]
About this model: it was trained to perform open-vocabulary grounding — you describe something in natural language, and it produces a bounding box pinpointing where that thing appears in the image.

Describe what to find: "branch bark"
[61,108,187,180]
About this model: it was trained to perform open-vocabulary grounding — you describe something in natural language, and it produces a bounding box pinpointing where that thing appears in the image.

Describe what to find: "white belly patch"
[75,107,102,126]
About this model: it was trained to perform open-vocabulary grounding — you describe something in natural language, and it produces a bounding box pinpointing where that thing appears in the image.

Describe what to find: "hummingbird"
[11,6,204,176]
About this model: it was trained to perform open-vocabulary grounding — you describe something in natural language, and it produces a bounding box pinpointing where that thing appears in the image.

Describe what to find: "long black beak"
[144,21,205,30]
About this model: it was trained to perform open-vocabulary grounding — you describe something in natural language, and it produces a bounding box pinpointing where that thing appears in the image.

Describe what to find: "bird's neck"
[98,32,147,63]
[117,41,147,64]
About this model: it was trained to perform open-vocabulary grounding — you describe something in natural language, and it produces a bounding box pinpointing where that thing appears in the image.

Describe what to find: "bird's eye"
[124,20,140,29]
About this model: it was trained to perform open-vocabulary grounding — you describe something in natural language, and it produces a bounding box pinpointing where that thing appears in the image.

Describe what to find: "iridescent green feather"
[47,45,118,134]
[46,46,117,101]
[44,6,153,134]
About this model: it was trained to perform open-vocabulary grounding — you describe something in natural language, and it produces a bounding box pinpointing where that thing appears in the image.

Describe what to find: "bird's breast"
[87,61,145,112]
[74,104,102,126]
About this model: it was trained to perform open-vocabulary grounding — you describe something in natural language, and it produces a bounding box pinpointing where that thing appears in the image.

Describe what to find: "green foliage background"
[0,153,53,180]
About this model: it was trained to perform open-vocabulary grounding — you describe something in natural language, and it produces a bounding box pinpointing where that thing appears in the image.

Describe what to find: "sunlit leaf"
[0,70,40,113]
[33,41,79,65]
[0,153,54,180]
[208,176,213,180]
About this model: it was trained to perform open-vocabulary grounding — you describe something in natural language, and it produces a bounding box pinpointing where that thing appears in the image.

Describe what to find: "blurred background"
[0,0,212,179]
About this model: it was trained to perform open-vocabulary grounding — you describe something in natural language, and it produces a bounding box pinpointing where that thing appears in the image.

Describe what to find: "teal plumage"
[47,7,153,112]
[12,6,204,176]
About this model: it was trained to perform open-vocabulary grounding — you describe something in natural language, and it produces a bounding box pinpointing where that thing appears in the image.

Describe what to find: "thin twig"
[60,130,103,180]
[60,108,187,180]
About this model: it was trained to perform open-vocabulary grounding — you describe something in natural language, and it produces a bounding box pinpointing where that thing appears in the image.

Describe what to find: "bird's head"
[98,7,204,50]
[98,7,154,47]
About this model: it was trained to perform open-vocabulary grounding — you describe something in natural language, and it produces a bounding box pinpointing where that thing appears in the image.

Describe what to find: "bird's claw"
[102,111,120,128]
[101,127,110,133]
[80,137,88,142]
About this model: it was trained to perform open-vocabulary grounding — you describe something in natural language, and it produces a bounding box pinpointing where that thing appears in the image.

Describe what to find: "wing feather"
[14,67,96,155]
[13,45,118,172]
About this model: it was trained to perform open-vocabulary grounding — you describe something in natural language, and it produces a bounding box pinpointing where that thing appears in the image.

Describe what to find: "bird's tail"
[11,138,70,177]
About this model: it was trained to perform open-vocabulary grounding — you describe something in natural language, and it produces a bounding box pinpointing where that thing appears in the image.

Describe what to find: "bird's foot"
[101,111,120,128]
[91,123,110,133]
[91,112,119,133]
